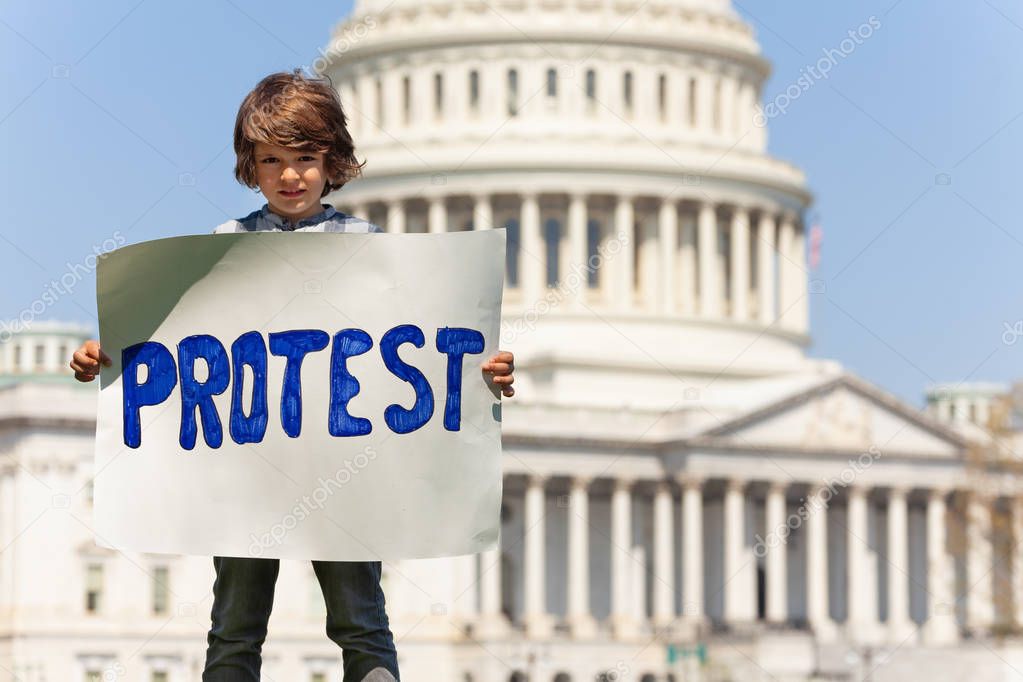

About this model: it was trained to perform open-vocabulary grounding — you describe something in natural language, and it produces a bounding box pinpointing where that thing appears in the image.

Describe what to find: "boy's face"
[253,141,331,222]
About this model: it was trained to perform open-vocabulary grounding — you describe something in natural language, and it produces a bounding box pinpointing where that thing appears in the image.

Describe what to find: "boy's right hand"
[70,340,111,382]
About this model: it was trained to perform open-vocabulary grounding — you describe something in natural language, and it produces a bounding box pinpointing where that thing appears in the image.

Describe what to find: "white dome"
[355,0,736,14]
[321,0,811,399]
[339,0,752,56]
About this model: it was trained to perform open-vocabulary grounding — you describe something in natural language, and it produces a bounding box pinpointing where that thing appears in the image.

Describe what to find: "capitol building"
[2,0,1023,680]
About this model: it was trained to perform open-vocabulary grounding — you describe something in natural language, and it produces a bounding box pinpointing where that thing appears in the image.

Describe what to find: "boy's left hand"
[483,350,515,398]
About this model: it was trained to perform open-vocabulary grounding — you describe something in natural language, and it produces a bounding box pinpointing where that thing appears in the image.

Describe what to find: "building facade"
[2,1,1023,680]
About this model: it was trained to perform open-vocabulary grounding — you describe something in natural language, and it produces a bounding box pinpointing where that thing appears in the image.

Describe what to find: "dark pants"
[202,556,400,681]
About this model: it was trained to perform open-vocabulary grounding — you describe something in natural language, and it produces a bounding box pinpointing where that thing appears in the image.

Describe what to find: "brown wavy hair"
[233,69,365,198]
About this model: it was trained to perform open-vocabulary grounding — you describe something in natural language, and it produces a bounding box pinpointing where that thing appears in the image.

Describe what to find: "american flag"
[809,218,823,270]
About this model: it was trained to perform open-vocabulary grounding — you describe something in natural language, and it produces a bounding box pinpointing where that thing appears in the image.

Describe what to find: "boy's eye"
[259,155,316,163]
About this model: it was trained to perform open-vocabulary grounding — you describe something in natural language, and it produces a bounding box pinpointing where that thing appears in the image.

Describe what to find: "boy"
[70,70,517,682]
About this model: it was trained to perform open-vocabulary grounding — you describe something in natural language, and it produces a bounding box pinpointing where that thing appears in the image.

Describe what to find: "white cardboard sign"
[93,230,505,561]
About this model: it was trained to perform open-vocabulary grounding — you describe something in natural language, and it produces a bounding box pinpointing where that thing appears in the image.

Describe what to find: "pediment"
[693,374,966,458]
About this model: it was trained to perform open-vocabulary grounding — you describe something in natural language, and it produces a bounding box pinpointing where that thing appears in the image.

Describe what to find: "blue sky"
[0,0,1018,407]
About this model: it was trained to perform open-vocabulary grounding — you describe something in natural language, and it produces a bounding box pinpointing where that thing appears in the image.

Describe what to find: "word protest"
[94,230,506,561]
[123,325,484,450]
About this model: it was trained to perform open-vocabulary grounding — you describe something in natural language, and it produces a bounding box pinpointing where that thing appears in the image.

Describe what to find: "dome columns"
[343,192,809,337]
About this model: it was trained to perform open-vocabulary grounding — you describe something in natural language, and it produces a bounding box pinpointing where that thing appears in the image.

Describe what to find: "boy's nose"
[281,167,300,181]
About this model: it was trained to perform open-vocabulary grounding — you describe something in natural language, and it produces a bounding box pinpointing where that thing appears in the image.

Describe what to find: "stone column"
[482,61,502,120]
[630,545,647,624]
[635,66,657,126]
[1006,498,1023,633]
[428,196,447,234]
[666,70,684,126]
[756,212,776,324]
[965,492,994,634]
[339,80,358,137]
[520,193,543,304]
[806,485,834,638]
[412,65,432,128]
[697,202,720,318]
[447,63,468,126]
[382,71,403,130]
[679,475,704,622]
[610,478,638,638]
[764,482,787,625]
[776,213,797,328]
[729,207,750,320]
[386,199,406,234]
[357,72,377,136]
[696,71,714,132]
[520,59,542,119]
[723,479,746,624]
[719,73,736,136]
[924,489,958,644]
[475,545,509,637]
[452,552,479,628]
[614,194,635,310]
[567,193,588,309]
[567,476,597,638]
[473,193,493,231]
[887,487,913,640]
[953,397,971,423]
[523,474,553,638]
[678,211,697,315]
[658,198,678,314]
[638,212,659,310]
[791,221,808,333]
[846,485,878,638]
[653,481,675,627]
[736,79,755,144]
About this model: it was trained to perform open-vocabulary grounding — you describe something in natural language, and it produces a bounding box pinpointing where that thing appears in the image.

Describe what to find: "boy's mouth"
[279,189,306,198]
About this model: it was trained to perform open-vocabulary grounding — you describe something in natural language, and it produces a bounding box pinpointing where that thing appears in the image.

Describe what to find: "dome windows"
[623,70,634,117]
[658,73,667,123]
[469,69,480,115]
[506,68,519,117]
[585,69,597,115]
[434,71,444,119]
[402,74,411,125]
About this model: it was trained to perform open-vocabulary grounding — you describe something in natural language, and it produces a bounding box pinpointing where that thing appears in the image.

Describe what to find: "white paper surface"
[93,230,505,561]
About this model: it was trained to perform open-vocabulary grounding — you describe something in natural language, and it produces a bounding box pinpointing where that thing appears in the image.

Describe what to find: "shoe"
[362,667,397,682]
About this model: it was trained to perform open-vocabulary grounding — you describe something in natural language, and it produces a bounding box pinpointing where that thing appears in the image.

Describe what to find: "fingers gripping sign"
[482,350,515,397]
[70,339,112,382]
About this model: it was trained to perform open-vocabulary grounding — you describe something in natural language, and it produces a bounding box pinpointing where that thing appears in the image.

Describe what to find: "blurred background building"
[1,0,1022,680]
